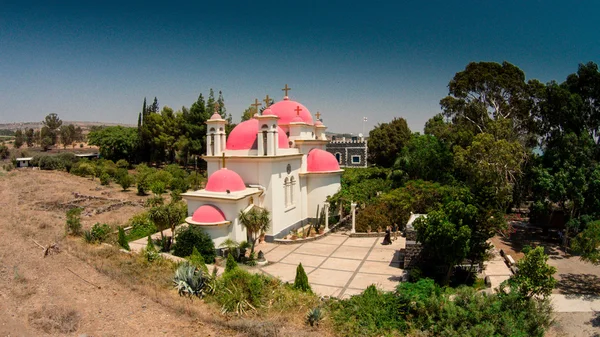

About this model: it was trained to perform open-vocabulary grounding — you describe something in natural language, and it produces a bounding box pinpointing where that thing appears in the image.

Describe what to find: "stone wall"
[325,140,368,168]
[405,229,417,241]
[402,241,423,269]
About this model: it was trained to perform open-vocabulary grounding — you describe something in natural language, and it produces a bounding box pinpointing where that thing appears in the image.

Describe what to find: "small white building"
[182,93,343,246]
[15,157,33,168]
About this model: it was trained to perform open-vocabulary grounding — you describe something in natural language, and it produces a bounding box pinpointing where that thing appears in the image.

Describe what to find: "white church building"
[181,91,343,246]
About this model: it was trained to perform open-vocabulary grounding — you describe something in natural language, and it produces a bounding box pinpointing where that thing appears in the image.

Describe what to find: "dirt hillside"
[0,170,220,336]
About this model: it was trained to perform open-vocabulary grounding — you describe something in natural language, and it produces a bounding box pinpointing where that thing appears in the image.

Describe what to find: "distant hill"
[0,121,136,132]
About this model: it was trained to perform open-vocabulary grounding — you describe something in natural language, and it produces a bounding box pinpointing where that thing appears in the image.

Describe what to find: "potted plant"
[367,225,372,233]
[259,231,266,243]
[377,226,382,233]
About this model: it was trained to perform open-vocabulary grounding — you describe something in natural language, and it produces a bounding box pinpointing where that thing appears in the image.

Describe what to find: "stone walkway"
[254,233,406,298]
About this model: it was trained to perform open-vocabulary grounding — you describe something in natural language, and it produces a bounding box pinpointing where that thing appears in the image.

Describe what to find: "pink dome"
[191,204,227,223]
[314,120,324,126]
[226,119,290,150]
[291,115,304,123]
[307,149,341,172]
[210,113,221,120]
[269,98,314,125]
[205,168,246,192]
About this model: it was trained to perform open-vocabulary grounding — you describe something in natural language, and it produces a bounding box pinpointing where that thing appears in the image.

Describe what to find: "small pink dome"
[307,149,341,172]
[314,120,324,126]
[269,98,313,125]
[210,113,222,120]
[205,168,246,192]
[191,204,226,223]
[226,119,290,150]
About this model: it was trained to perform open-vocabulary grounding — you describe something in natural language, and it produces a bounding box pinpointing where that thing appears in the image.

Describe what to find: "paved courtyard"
[254,233,406,298]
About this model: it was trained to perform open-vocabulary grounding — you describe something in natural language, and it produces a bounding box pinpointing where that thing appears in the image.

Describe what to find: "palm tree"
[238,207,270,254]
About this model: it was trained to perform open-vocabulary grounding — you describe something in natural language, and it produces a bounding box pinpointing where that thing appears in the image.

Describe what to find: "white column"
[206,134,213,156]
[220,132,226,153]
[324,202,330,231]
[351,201,357,233]
[214,132,221,156]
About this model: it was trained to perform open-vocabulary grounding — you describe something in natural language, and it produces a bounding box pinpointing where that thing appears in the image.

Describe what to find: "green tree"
[505,246,557,299]
[59,124,76,149]
[148,201,187,249]
[394,133,453,182]
[572,220,600,264]
[65,207,83,235]
[368,118,411,167]
[42,113,63,146]
[88,126,139,162]
[225,252,238,273]
[440,61,533,143]
[454,132,526,210]
[13,129,24,148]
[238,207,270,254]
[293,263,312,292]
[117,227,130,250]
[25,128,34,147]
[413,204,473,285]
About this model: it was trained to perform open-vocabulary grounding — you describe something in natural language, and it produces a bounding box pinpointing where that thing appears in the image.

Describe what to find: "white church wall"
[307,173,342,218]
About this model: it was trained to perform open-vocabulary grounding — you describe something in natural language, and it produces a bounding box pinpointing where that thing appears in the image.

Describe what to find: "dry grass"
[28,305,81,334]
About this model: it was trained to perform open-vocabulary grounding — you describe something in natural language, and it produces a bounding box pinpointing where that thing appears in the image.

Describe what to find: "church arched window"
[290,176,296,205]
[284,177,290,207]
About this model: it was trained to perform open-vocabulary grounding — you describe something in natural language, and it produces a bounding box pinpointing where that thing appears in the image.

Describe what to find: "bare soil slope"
[0,170,218,336]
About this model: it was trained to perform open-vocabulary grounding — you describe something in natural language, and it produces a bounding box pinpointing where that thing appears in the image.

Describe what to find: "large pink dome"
[226,118,290,150]
[307,149,341,172]
[205,168,246,192]
[191,204,227,223]
[269,98,314,125]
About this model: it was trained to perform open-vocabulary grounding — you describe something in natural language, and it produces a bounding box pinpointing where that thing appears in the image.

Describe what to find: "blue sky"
[1,1,598,133]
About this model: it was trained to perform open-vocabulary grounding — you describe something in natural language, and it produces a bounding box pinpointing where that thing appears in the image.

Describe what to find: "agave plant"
[173,262,206,298]
[306,307,323,327]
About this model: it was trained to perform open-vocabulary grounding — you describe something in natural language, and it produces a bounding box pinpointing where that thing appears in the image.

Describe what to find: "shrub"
[306,307,323,327]
[0,144,9,159]
[188,247,207,271]
[504,246,557,299]
[87,223,111,243]
[329,284,406,336]
[172,225,216,263]
[215,268,268,314]
[293,263,311,292]
[225,253,238,273]
[127,211,157,241]
[99,172,111,186]
[148,170,173,191]
[135,164,154,195]
[116,171,134,191]
[65,208,82,235]
[116,159,129,169]
[144,235,160,262]
[187,171,205,190]
[117,227,130,250]
[173,262,207,298]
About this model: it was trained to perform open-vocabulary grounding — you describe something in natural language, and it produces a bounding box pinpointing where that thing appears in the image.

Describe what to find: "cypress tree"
[293,263,312,292]
[117,227,130,250]
[225,252,238,273]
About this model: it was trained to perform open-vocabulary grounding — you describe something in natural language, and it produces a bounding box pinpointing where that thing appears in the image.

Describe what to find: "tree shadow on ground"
[589,311,600,328]
[557,273,600,299]
[498,225,565,259]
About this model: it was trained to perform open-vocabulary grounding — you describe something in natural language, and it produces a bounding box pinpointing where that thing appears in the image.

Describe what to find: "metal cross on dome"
[263,94,271,108]
[282,84,291,97]
[213,102,220,114]
[315,111,321,120]
[251,98,261,111]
